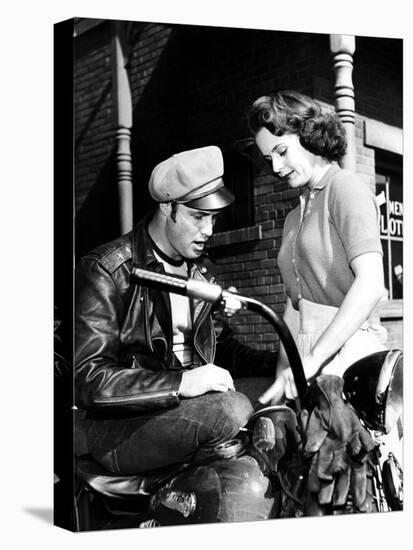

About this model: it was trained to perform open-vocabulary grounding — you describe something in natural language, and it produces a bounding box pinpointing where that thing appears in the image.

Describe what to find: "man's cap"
[148,145,234,210]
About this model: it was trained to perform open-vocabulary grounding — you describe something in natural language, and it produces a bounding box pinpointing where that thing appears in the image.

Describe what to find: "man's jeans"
[83,391,253,475]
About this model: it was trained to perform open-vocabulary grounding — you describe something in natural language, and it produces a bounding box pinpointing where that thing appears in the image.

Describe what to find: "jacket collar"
[131,211,213,273]
[131,211,163,269]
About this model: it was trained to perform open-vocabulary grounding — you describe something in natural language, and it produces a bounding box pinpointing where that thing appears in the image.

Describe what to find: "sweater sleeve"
[328,171,383,264]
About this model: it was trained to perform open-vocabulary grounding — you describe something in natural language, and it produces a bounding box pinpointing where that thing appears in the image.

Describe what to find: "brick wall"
[74,21,119,257]
[74,22,323,351]
[73,20,402,351]
[353,36,402,129]
[126,25,321,224]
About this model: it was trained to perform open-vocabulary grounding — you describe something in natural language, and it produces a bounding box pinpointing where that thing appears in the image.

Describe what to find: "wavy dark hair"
[247,91,347,162]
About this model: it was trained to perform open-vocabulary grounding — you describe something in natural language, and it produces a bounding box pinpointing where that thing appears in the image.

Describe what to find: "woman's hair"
[247,91,347,162]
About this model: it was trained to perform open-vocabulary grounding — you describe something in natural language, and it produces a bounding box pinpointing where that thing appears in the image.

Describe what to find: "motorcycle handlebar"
[131,267,308,408]
[132,267,224,302]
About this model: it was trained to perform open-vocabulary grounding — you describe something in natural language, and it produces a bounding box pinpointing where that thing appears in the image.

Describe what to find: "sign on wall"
[376,175,403,299]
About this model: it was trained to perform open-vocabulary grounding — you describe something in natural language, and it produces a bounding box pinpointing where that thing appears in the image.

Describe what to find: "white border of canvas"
[2,1,410,548]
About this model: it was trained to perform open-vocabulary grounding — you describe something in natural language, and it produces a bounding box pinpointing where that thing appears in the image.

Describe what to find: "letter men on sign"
[378,191,403,238]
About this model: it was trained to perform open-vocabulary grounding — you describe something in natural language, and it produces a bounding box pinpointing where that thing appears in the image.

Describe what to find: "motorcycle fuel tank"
[149,442,278,525]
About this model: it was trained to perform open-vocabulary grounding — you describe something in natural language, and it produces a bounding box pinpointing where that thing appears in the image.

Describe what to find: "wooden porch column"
[111,21,133,234]
[330,34,356,172]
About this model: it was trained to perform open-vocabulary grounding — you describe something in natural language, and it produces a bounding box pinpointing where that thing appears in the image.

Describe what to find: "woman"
[247,91,387,403]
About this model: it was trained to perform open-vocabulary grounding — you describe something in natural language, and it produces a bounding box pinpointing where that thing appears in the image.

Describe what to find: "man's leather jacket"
[75,213,275,414]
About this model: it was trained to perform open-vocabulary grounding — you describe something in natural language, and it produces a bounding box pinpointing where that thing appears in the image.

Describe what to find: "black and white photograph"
[3,1,411,548]
[54,12,404,532]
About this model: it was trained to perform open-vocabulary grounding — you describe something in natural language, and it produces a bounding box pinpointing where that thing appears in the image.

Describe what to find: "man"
[75,145,275,475]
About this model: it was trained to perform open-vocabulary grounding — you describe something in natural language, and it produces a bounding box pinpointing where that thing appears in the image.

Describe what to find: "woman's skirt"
[296,298,387,378]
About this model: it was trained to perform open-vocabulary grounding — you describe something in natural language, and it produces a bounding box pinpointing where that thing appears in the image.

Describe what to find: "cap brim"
[184,186,234,210]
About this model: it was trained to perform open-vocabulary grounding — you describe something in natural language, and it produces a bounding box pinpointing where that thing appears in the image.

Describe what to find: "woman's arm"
[302,251,385,377]
[258,252,385,404]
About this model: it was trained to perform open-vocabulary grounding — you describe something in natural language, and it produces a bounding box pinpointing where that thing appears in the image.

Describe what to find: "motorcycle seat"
[76,454,188,499]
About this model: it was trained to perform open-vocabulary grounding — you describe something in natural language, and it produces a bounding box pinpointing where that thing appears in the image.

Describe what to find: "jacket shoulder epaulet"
[82,236,132,275]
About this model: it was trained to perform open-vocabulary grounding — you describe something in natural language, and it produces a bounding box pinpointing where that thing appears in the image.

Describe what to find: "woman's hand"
[256,374,287,405]
[282,352,327,399]
[256,297,301,405]
[257,351,326,403]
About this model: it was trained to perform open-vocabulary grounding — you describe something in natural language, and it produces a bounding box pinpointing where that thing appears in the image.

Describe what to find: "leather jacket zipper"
[193,301,214,363]
[93,390,179,405]
[191,268,216,364]
[142,288,155,354]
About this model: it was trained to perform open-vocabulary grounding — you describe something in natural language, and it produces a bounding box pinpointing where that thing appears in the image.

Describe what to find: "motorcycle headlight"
[343,350,403,434]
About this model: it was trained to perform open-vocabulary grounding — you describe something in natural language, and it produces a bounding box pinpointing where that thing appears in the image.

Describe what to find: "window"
[214,150,254,233]
[375,152,403,299]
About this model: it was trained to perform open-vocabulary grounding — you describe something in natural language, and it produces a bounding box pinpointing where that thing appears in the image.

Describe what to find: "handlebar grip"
[131,267,223,303]
[187,279,223,302]
[132,267,188,294]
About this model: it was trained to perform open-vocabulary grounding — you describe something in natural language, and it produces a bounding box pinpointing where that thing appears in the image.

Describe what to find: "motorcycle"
[73,268,403,530]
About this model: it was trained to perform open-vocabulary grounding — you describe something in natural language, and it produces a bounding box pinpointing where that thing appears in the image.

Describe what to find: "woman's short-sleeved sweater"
[277,164,383,309]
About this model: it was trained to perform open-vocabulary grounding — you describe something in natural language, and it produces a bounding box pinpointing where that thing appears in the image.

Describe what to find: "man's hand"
[178,364,235,398]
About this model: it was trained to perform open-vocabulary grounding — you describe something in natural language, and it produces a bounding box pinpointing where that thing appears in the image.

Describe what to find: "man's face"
[165,204,220,259]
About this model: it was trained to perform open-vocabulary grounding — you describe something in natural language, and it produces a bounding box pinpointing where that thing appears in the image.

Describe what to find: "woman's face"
[255,127,319,188]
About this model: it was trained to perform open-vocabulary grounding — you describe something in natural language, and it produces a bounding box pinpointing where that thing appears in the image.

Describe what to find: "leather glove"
[302,375,377,511]
[249,406,301,471]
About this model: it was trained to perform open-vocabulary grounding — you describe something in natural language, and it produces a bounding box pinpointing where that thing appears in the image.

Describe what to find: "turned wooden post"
[330,34,356,172]
[111,21,133,234]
